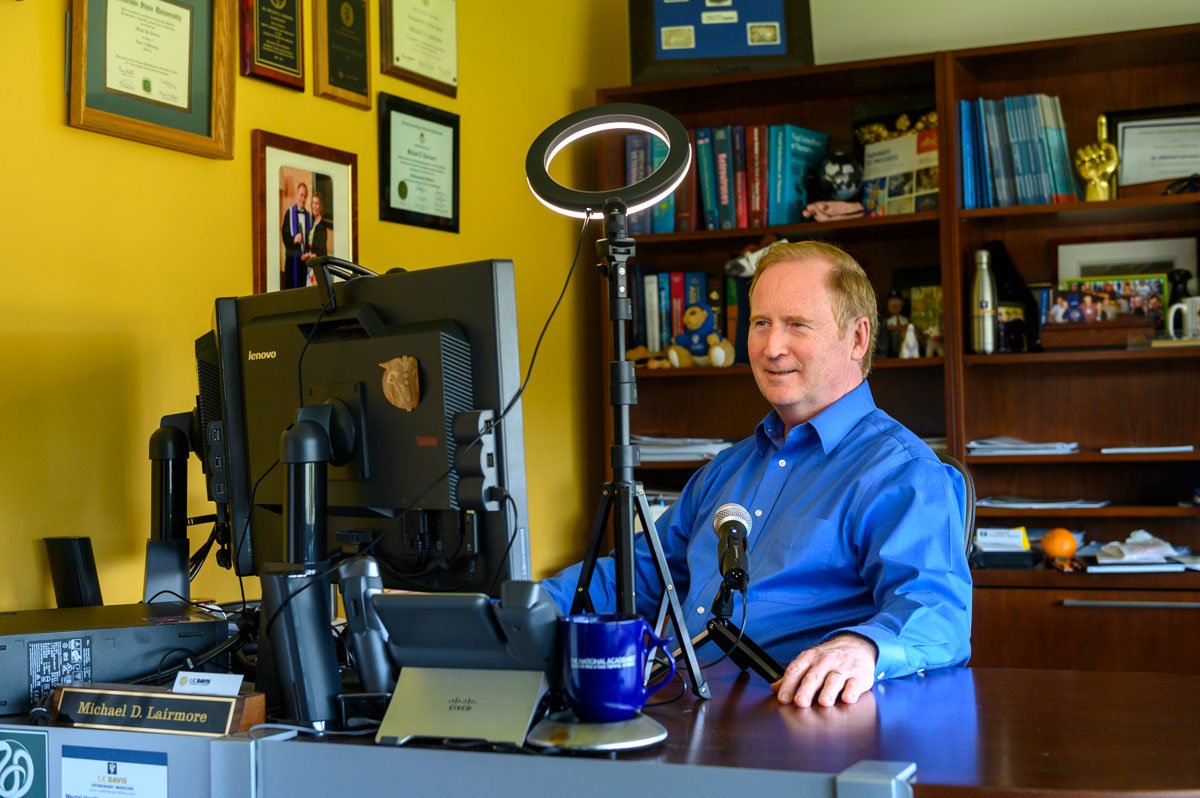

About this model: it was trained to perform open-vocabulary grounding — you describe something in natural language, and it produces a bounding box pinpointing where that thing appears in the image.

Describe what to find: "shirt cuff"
[825,625,906,682]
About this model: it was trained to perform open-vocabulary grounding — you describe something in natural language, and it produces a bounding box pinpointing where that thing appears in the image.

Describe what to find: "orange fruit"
[1041,527,1077,558]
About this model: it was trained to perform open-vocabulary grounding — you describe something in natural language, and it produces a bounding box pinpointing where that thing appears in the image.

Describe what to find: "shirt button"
[778,459,786,467]
[697,607,705,614]
[754,509,762,517]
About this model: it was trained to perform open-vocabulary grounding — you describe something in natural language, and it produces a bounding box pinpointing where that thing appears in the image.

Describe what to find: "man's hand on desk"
[770,633,877,708]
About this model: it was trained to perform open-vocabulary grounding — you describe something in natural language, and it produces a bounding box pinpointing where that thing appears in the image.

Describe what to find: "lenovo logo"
[247,350,277,361]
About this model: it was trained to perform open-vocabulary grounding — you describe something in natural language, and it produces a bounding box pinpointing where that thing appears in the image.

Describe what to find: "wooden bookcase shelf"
[978,505,1200,519]
[595,23,1200,673]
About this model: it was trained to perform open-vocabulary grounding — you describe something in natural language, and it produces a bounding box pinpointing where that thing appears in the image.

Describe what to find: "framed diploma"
[628,0,813,85]
[1108,104,1200,188]
[378,93,459,233]
[69,0,235,158]
[253,130,359,293]
[239,0,305,89]
[380,0,457,98]
[315,0,371,109]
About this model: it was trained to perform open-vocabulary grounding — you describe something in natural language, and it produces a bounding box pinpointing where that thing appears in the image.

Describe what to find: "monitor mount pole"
[570,198,709,700]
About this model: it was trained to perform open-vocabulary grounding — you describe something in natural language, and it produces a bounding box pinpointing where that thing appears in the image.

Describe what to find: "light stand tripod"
[569,199,709,700]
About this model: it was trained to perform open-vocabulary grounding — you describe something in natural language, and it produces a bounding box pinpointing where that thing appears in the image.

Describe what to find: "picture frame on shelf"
[68,0,235,158]
[1106,104,1200,188]
[314,0,370,109]
[378,93,459,233]
[380,0,457,97]
[1056,236,1197,288]
[239,0,304,89]
[627,0,813,85]
[252,130,358,294]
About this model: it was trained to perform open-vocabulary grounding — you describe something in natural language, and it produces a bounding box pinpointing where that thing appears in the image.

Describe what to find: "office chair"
[938,454,975,556]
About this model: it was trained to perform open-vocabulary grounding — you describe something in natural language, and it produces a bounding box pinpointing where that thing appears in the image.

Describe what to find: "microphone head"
[712,502,752,535]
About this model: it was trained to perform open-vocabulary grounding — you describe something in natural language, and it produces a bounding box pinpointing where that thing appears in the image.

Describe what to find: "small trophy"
[1074,114,1119,201]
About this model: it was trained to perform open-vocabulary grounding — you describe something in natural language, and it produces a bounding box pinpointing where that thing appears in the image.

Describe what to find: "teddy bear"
[665,304,736,368]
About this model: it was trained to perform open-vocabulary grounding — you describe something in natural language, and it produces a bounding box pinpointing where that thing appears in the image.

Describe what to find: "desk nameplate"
[52,683,264,737]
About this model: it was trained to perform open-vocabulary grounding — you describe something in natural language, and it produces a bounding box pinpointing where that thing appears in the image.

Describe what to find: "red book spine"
[747,124,769,227]
[675,129,699,232]
[669,272,685,338]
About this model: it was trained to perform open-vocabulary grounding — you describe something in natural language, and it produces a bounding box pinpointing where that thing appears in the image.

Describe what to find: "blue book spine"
[625,133,651,234]
[695,128,719,231]
[770,124,828,224]
[768,124,787,226]
[1026,95,1053,205]
[657,273,671,351]
[684,272,707,310]
[960,100,975,210]
[649,136,675,233]
[1003,97,1031,205]
[975,98,993,208]
[993,99,1018,206]
[712,125,736,229]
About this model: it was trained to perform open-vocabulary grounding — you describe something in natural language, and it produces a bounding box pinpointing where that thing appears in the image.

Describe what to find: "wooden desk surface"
[634,665,1200,795]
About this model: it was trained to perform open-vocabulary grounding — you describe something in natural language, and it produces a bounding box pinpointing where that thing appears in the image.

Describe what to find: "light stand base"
[526,709,667,752]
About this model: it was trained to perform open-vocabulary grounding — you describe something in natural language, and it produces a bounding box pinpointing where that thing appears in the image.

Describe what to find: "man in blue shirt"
[542,240,971,709]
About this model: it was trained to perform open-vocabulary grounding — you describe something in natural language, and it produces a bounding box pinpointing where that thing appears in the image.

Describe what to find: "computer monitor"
[194,259,531,594]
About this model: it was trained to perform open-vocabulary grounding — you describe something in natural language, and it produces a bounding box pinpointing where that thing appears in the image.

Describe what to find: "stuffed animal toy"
[666,304,736,368]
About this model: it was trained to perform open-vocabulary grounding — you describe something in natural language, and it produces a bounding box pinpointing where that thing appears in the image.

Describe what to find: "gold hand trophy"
[1074,114,1119,201]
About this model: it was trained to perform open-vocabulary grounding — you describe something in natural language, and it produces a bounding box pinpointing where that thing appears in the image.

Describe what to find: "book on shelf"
[731,274,751,363]
[657,273,671,350]
[768,123,828,226]
[675,129,699,233]
[977,495,1110,509]
[625,132,651,234]
[863,128,939,216]
[668,272,685,339]
[1084,560,1186,574]
[642,272,662,353]
[746,124,768,228]
[731,125,749,229]
[1099,445,1195,454]
[694,127,719,230]
[706,273,723,336]
[650,136,674,234]
[725,275,739,349]
[966,94,1078,208]
[712,125,736,230]
[975,98,994,208]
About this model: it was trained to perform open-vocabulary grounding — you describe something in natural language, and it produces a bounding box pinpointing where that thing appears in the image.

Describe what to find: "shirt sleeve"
[540,469,707,619]
[827,457,973,680]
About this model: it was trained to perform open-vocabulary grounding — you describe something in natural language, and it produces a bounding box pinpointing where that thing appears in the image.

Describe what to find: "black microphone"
[712,503,752,591]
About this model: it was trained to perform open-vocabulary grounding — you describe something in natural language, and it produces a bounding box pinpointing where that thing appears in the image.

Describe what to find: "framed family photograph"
[252,131,359,293]
[314,0,371,109]
[380,0,458,97]
[69,0,235,158]
[627,0,814,84]
[239,0,305,90]
[378,93,459,233]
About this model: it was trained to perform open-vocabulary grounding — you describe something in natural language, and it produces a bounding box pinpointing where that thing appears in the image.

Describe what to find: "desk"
[256,665,1200,797]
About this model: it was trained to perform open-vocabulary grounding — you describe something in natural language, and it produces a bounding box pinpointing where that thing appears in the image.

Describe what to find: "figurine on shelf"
[899,323,921,358]
[1074,114,1119,202]
[924,324,944,357]
[884,289,909,355]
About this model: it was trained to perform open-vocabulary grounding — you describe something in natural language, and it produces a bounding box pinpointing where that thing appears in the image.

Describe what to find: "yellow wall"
[0,1,627,609]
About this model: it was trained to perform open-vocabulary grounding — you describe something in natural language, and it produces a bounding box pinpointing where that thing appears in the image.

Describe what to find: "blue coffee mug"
[560,613,675,723]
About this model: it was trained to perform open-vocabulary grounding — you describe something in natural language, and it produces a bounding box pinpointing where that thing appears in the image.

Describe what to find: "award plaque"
[380,0,458,98]
[378,93,459,233]
[315,0,370,109]
[240,0,305,89]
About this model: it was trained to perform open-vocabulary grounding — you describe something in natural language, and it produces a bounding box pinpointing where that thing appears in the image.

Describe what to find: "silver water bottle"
[971,249,998,354]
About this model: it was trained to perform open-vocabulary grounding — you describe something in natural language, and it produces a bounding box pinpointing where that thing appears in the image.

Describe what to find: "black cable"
[261,213,594,637]
[233,458,279,611]
[296,274,366,406]
[129,631,246,685]
[487,492,522,595]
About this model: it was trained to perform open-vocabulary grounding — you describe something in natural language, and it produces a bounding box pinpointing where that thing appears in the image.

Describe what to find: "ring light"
[525,103,691,219]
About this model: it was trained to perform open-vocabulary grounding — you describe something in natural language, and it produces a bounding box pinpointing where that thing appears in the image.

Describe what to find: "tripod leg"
[635,487,710,699]
[706,618,785,684]
[570,486,615,614]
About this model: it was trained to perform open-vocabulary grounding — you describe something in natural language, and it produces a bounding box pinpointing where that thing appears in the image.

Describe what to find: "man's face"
[296,185,308,209]
[748,258,867,430]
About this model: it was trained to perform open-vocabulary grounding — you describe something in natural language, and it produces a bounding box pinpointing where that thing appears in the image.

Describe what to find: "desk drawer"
[971,587,1200,672]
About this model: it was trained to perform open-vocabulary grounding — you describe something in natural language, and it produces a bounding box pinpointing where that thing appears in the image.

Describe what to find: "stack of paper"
[977,496,1110,509]
[967,436,1078,456]
[632,435,734,462]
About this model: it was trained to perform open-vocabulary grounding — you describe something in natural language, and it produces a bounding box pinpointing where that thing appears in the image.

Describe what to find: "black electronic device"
[0,602,227,714]
[194,259,531,592]
[713,502,751,592]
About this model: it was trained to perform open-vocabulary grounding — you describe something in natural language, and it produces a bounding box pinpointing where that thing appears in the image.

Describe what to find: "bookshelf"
[594,23,1200,672]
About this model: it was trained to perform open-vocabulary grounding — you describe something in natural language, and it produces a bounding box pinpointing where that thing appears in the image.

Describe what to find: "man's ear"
[850,316,870,361]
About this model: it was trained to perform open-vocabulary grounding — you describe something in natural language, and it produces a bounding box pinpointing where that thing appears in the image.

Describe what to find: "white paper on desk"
[1096,530,1185,563]
[62,745,168,798]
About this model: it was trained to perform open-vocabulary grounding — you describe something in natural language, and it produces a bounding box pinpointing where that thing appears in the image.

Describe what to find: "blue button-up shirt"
[542,381,972,680]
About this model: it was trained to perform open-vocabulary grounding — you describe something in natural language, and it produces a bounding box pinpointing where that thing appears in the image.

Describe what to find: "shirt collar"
[755,380,876,455]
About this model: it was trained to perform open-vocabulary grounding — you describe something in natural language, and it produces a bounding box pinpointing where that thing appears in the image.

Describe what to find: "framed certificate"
[1108,104,1200,187]
[239,0,305,89]
[315,0,371,109]
[628,0,813,85]
[378,93,459,233]
[69,0,235,159]
[253,130,359,293]
[380,0,457,98]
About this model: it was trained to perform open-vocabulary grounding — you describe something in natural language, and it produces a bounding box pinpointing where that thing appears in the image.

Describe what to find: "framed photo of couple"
[252,131,359,293]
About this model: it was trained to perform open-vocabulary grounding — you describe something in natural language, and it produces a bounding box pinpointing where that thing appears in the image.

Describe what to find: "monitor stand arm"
[259,407,345,730]
[144,416,192,603]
